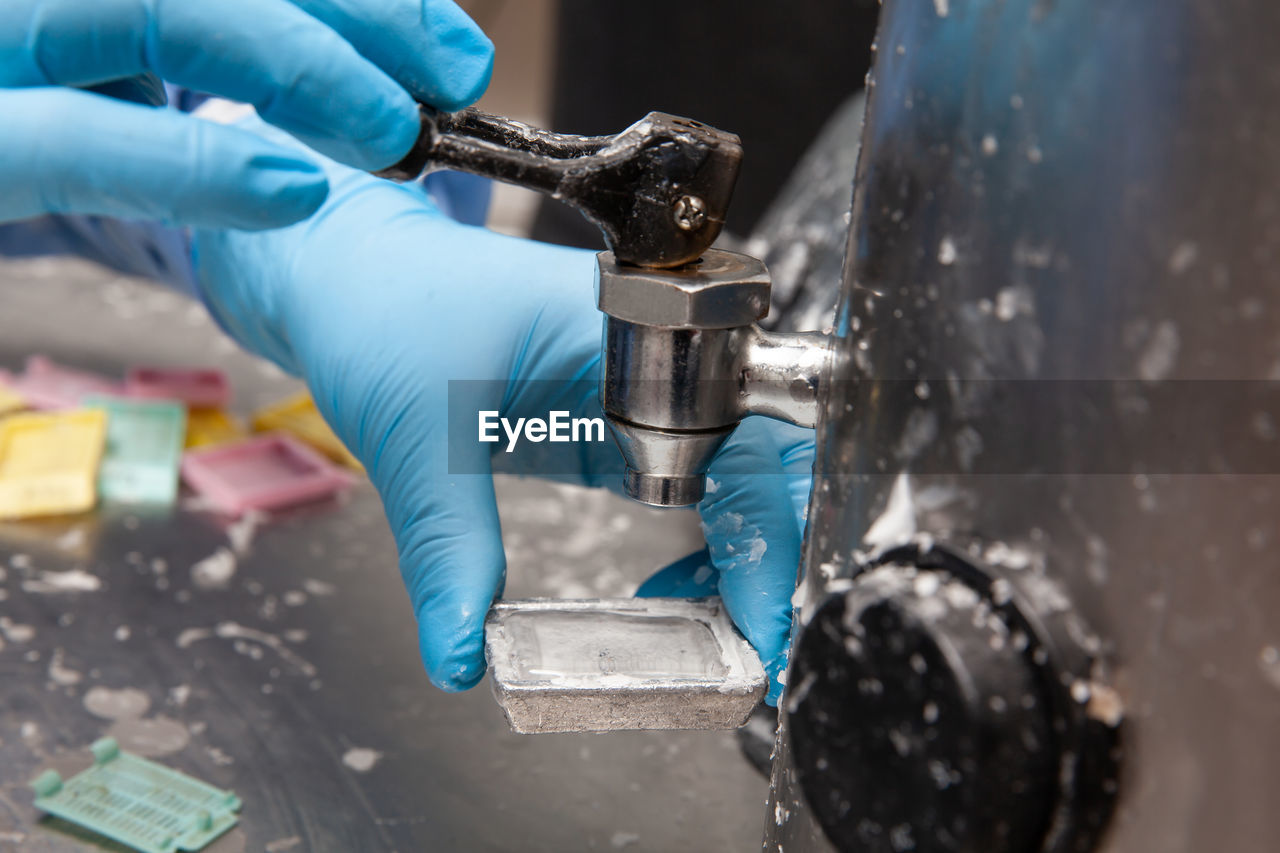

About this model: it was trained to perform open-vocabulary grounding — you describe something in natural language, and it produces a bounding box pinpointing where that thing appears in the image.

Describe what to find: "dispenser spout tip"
[623,470,704,507]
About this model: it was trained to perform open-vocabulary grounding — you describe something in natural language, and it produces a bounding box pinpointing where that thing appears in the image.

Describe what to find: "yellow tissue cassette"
[184,407,247,450]
[0,409,108,519]
[0,384,25,417]
[251,392,363,473]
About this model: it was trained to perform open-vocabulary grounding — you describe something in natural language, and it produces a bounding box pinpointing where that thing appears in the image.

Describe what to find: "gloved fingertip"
[763,646,792,707]
[430,656,488,693]
[403,538,503,695]
[432,46,494,112]
[420,0,495,109]
[417,614,488,692]
[237,152,330,228]
[244,151,326,178]
[352,94,428,172]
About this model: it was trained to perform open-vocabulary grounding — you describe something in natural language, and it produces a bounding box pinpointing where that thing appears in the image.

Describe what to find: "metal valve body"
[597,249,829,506]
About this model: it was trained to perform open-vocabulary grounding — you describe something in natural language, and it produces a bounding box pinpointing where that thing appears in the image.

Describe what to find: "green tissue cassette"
[85,395,186,504]
[31,737,241,853]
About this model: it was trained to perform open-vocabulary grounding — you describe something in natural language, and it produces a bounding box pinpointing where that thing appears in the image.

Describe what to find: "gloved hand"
[0,0,492,229]
[193,118,814,705]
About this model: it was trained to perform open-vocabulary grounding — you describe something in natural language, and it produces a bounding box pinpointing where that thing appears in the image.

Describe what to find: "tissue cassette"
[181,433,354,514]
[184,407,247,449]
[485,597,766,733]
[8,356,121,410]
[251,391,363,472]
[31,737,240,853]
[125,367,231,409]
[0,409,107,519]
[0,378,25,416]
[85,396,186,504]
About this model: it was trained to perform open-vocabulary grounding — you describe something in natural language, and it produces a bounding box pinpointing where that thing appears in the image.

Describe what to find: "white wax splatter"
[937,236,958,265]
[342,747,383,773]
[83,686,150,720]
[47,649,82,686]
[227,510,268,555]
[191,548,237,589]
[22,568,101,593]
[863,473,915,551]
[303,578,336,596]
[0,617,35,643]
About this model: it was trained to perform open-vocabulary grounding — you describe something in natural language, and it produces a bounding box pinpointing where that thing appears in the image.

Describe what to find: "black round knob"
[789,563,1057,853]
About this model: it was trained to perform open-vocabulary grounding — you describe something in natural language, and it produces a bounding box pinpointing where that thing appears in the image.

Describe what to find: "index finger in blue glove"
[0,0,489,170]
[254,265,508,692]
[370,433,506,693]
[0,88,327,228]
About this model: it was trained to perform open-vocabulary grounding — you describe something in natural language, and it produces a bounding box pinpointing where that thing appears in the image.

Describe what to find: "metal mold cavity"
[485,597,766,734]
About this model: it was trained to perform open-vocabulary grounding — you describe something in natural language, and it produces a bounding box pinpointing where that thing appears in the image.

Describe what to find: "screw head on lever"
[672,195,708,231]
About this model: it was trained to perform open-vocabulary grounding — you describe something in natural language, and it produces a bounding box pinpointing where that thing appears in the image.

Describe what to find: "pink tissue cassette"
[5,356,122,410]
[126,367,230,408]
[181,433,354,515]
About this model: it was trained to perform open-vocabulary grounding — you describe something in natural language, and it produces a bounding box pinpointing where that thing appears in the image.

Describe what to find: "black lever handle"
[376,107,743,269]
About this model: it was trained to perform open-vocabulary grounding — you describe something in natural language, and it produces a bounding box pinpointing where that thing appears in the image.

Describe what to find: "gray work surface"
[0,257,767,852]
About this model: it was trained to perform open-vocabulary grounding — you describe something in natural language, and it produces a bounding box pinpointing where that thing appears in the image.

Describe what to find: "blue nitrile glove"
[0,0,492,229]
[192,116,814,705]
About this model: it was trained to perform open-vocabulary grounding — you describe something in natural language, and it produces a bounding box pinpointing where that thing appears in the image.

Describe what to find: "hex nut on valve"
[596,249,771,329]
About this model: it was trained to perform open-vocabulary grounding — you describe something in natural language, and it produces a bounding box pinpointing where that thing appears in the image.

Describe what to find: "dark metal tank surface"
[768,1,1280,851]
